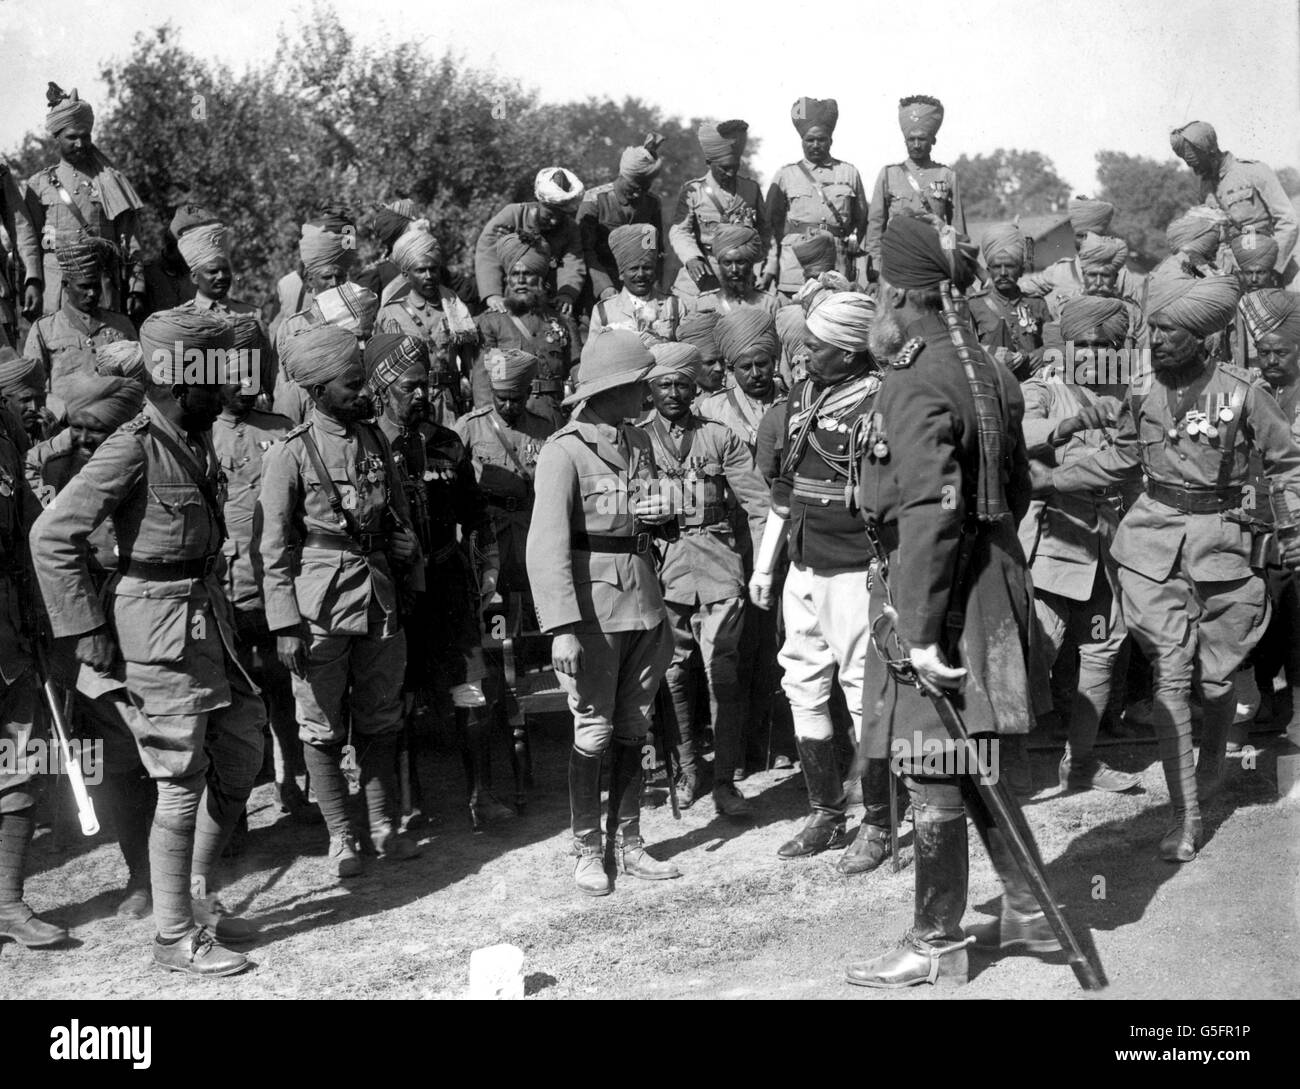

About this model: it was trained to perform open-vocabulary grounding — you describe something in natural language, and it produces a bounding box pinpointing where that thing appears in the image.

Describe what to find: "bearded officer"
[31,309,267,976]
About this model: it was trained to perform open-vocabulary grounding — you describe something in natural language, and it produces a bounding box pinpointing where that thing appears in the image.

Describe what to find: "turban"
[1170,121,1219,160]
[45,88,94,137]
[710,224,763,262]
[306,203,355,233]
[1240,289,1300,346]
[139,309,235,385]
[221,313,264,391]
[697,120,748,162]
[371,207,413,249]
[1166,206,1227,262]
[0,349,44,395]
[716,308,780,363]
[56,236,114,281]
[898,95,943,138]
[496,233,551,277]
[299,222,356,276]
[59,374,144,430]
[981,223,1028,267]
[385,199,418,220]
[646,341,702,383]
[806,291,875,353]
[281,324,361,389]
[93,339,145,379]
[776,306,811,366]
[619,147,662,181]
[1067,197,1115,235]
[364,333,429,393]
[484,348,539,394]
[880,215,978,291]
[677,310,720,359]
[1078,233,1129,274]
[170,204,222,240]
[177,222,229,270]
[791,232,837,272]
[391,222,442,273]
[608,224,658,273]
[314,283,379,338]
[791,98,839,137]
[1059,296,1130,344]
[1230,232,1279,272]
[1148,274,1241,338]
[534,167,585,209]
[563,329,653,407]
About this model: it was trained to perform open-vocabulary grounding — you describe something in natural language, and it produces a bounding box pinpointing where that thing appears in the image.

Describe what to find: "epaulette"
[1218,362,1256,385]
[120,414,150,434]
[465,405,492,419]
[584,181,615,199]
[891,337,926,369]
[283,421,312,441]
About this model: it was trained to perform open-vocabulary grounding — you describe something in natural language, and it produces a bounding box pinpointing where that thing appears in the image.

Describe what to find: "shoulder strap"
[486,410,531,479]
[1215,381,1247,495]
[507,313,533,341]
[47,166,92,234]
[795,162,848,234]
[595,300,609,326]
[299,426,360,539]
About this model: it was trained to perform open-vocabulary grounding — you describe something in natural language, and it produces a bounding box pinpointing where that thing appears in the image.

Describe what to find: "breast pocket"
[111,580,192,664]
[1221,184,1261,227]
[579,470,631,534]
[145,483,208,556]
[822,183,855,222]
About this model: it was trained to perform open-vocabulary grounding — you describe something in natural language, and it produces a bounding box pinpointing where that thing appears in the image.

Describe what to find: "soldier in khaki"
[864,96,965,279]
[587,225,682,343]
[765,98,870,295]
[968,224,1051,382]
[636,342,768,815]
[31,309,267,976]
[454,349,558,605]
[1020,296,1142,794]
[0,352,51,451]
[579,143,665,305]
[525,330,681,896]
[257,324,423,879]
[14,87,145,320]
[677,311,728,400]
[1048,275,1300,862]
[681,225,783,322]
[668,120,770,303]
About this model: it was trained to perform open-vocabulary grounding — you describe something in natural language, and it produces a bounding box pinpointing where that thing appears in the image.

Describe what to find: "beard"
[868,307,908,364]
[505,289,542,315]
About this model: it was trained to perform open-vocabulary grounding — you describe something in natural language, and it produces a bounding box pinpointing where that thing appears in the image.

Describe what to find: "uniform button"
[820,498,829,506]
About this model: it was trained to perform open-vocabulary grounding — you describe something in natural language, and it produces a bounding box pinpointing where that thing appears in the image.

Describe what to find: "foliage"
[952,149,1070,221]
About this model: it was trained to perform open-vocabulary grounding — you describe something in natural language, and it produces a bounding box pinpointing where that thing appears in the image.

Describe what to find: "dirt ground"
[2,713,1297,1001]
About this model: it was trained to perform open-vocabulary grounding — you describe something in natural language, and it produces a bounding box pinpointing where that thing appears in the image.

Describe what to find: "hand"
[388,527,419,564]
[1056,403,1116,441]
[276,632,308,677]
[685,258,711,285]
[485,294,507,313]
[1028,459,1055,497]
[73,629,116,672]
[749,571,774,610]
[22,283,42,321]
[125,292,146,322]
[633,493,674,525]
[555,298,574,317]
[909,643,967,695]
[551,632,583,676]
[759,271,776,292]
[1282,535,1300,571]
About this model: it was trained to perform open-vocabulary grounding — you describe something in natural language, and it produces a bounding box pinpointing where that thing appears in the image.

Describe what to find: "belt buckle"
[633,531,651,555]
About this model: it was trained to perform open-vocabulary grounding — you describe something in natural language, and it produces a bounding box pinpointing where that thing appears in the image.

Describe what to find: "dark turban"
[483,348,539,394]
[677,310,720,359]
[1231,232,1280,272]
[1148,274,1241,338]
[697,120,748,162]
[1059,296,1130,344]
[716,308,780,363]
[619,147,662,180]
[0,350,44,395]
[45,88,94,136]
[391,222,441,273]
[880,215,978,291]
[1170,121,1218,160]
[1067,197,1115,234]
[776,306,810,362]
[370,207,414,249]
[710,224,763,262]
[138,309,234,385]
[792,97,838,137]
[980,223,1028,266]
[1078,233,1128,274]
[1166,207,1227,262]
[898,95,943,138]
[59,373,144,430]
[1240,289,1300,346]
[222,313,264,391]
[364,334,429,393]
[56,236,115,281]
[608,224,659,273]
[646,342,702,382]
[496,233,550,276]
[791,232,837,273]
[281,325,361,389]
[299,223,356,276]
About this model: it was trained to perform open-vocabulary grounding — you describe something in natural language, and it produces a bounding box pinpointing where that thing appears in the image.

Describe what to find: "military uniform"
[15,160,144,315]
[864,160,965,271]
[473,202,586,307]
[374,289,478,426]
[588,289,682,343]
[473,308,577,414]
[1020,257,1146,317]
[667,172,770,300]
[697,386,788,460]
[1201,152,1298,280]
[454,403,558,598]
[682,289,783,321]
[23,302,136,391]
[765,159,870,294]
[578,182,664,299]
[967,287,1051,378]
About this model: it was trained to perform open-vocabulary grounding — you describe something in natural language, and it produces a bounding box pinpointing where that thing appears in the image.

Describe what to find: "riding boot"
[778,735,848,858]
[608,741,680,881]
[569,747,610,896]
[1194,688,1236,803]
[361,733,419,860]
[838,757,893,875]
[459,707,514,831]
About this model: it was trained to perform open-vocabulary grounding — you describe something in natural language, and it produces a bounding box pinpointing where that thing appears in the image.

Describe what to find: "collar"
[706,168,737,193]
[376,415,405,443]
[193,293,227,310]
[1215,152,1237,183]
[144,399,203,450]
[801,157,837,171]
[60,300,101,333]
[309,407,352,438]
[905,156,935,170]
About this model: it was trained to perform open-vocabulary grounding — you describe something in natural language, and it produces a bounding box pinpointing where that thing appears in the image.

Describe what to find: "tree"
[1095,150,1200,269]
[952,149,1070,221]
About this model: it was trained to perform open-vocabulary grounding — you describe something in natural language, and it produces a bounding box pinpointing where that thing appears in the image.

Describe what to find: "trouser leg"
[663,602,699,774]
[150,773,204,941]
[695,597,744,782]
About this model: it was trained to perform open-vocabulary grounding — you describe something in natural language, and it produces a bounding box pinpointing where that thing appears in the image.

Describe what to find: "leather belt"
[572,531,652,555]
[303,529,390,553]
[485,493,534,513]
[1145,481,1242,514]
[119,555,218,580]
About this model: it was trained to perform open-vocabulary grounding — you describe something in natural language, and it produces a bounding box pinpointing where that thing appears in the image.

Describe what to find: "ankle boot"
[838,758,893,875]
[845,814,970,988]
[569,748,610,896]
[608,741,680,881]
[968,824,1062,953]
[1195,691,1236,803]
[778,736,847,858]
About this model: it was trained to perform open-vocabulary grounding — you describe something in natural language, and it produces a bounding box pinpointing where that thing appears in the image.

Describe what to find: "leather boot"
[674,725,701,809]
[608,742,680,881]
[1157,721,1202,863]
[967,813,1061,954]
[459,707,515,831]
[845,812,970,988]
[153,925,249,977]
[1195,690,1236,803]
[838,758,893,875]
[570,748,610,896]
[778,736,847,858]
[0,810,67,947]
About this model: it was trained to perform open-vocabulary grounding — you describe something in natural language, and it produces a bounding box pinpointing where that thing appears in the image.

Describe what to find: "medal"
[873,440,890,459]
[1167,427,1180,441]
[1219,408,1234,423]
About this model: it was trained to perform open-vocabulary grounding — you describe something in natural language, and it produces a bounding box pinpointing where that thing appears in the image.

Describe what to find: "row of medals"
[816,414,889,459]
[1174,401,1235,442]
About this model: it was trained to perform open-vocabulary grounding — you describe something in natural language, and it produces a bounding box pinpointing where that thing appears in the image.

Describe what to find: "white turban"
[176,222,230,270]
[805,291,875,353]
[534,167,585,209]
